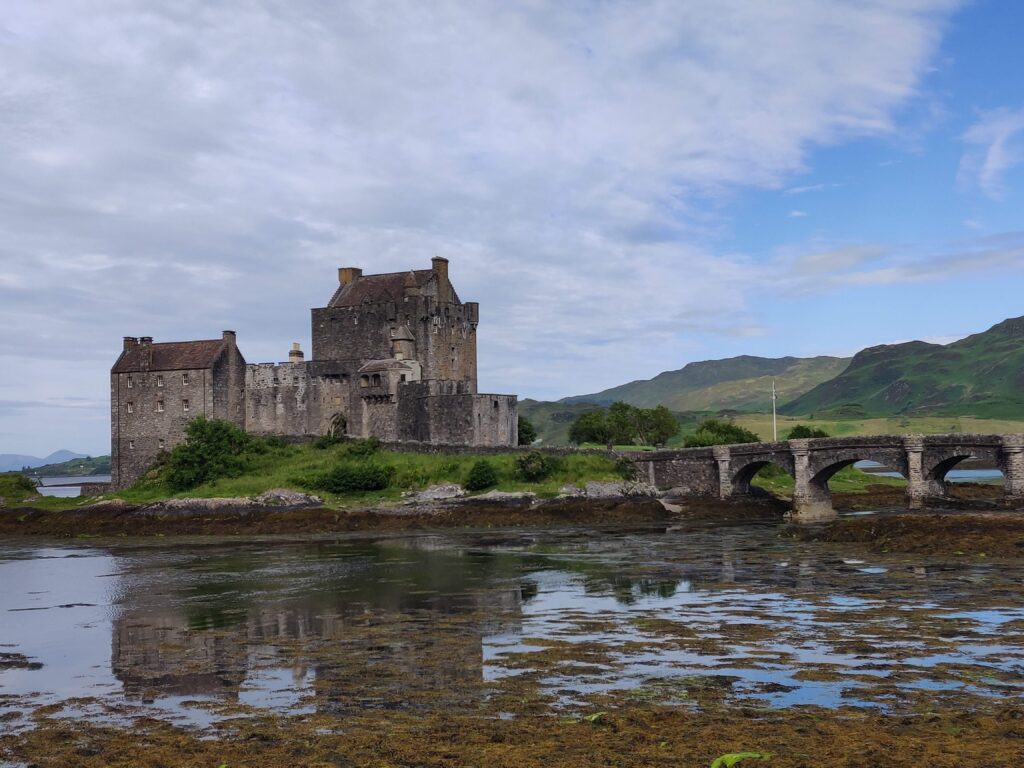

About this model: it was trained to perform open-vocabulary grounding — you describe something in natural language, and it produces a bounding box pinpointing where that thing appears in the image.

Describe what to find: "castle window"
[128,440,135,449]
[157,400,165,412]
[182,372,190,385]
[158,438,165,450]
[126,401,134,414]
[127,376,133,389]
[182,399,190,412]
[493,400,499,409]
[400,374,406,382]
[156,374,164,387]
[390,327,396,337]
[360,375,369,388]
[372,374,381,387]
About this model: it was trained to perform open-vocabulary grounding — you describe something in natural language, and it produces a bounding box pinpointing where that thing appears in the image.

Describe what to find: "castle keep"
[111,258,518,488]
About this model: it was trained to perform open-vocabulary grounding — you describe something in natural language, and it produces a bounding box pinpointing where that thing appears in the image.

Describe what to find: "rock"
[469,490,536,502]
[585,481,659,499]
[557,484,584,498]
[404,484,466,502]
[254,488,322,507]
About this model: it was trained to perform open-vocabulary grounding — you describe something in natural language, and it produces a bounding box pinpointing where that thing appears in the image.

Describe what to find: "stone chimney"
[288,342,304,364]
[138,336,153,370]
[431,256,449,303]
[123,336,139,351]
[222,330,236,344]
[338,267,363,287]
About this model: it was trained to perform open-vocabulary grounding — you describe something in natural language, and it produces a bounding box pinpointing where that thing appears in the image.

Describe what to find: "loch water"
[2,521,1023,730]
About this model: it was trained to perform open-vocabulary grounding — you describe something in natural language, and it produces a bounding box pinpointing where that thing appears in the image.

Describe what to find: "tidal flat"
[1,519,1023,767]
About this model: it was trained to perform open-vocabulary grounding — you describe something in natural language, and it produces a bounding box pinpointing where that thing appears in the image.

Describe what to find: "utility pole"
[772,378,778,442]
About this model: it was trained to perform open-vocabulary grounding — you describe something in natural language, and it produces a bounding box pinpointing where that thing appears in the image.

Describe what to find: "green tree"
[517,416,537,446]
[568,410,611,445]
[786,424,829,439]
[165,417,260,491]
[607,401,640,444]
[638,405,679,446]
[683,418,760,448]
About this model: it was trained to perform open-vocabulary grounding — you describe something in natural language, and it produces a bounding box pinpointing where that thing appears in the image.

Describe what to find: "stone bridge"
[626,434,1024,522]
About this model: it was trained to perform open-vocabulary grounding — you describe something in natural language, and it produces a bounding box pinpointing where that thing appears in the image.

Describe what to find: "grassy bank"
[108,441,625,508]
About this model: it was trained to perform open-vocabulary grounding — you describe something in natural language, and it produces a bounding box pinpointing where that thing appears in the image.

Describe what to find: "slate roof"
[358,358,417,373]
[112,339,226,373]
[327,269,443,308]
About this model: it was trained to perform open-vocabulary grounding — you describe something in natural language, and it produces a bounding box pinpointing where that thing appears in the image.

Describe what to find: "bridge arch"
[923,444,1003,495]
[730,458,794,495]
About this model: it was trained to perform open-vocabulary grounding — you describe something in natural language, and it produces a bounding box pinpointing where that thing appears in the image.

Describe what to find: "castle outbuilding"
[111,258,518,488]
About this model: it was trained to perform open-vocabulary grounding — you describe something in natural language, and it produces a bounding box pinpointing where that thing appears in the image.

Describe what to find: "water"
[855,461,1003,484]
[2,523,1023,730]
[34,474,111,497]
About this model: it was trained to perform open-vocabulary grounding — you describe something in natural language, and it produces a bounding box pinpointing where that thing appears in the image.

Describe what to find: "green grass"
[109,443,625,507]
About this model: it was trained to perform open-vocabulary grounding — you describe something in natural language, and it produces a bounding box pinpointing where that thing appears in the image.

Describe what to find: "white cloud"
[0,0,962,451]
[959,107,1024,198]
[788,210,809,218]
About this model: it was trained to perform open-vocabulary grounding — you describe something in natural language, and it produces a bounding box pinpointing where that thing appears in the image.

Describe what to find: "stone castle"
[110,257,518,488]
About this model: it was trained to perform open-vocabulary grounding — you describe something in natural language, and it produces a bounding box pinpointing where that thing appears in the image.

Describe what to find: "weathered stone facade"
[112,258,517,488]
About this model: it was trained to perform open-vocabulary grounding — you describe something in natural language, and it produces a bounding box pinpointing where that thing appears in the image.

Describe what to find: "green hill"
[782,316,1024,419]
[561,355,850,412]
[25,455,111,477]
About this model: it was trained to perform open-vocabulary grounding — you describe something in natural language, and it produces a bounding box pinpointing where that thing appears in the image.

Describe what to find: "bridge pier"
[790,439,837,522]
[1003,435,1024,500]
[904,436,927,509]
[713,446,732,499]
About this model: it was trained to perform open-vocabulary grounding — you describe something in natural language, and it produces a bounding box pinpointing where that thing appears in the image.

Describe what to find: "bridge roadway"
[625,434,1024,522]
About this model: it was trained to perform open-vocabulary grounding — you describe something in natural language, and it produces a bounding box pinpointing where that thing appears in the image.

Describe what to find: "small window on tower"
[156,374,164,387]
[182,399,190,412]
[390,328,396,337]
[126,401,134,414]
[157,400,165,412]
[127,375,133,389]
[182,372,190,385]
[158,438,165,450]
[128,440,135,449]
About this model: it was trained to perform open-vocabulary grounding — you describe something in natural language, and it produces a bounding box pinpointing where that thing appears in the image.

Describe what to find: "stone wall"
[245,362,311,437]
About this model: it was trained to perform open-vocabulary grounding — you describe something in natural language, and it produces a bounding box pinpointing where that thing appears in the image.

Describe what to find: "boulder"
[402,484,466,503]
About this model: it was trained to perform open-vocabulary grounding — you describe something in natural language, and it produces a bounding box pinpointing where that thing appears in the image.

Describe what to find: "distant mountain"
[0,450,87,473]
[782,316,1024,418]
[562,355,850,412]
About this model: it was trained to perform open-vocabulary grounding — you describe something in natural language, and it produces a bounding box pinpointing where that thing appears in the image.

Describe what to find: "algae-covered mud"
[2,521,1024,766]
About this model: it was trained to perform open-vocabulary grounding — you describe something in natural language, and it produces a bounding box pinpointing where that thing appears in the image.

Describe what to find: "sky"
[2,0,1023,457]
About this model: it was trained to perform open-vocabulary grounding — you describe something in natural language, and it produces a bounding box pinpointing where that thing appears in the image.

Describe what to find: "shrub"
[313,434,347,450]
[786,424,830,439]
[0,472,38,499]
[465,460,498,491]
[518,416,537,446]
[683,418,760,448]
[165,417,259,491]
[341,437,382,458]
[516,451,561,482]
[614,456,638,481]
[308,461,395,493]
